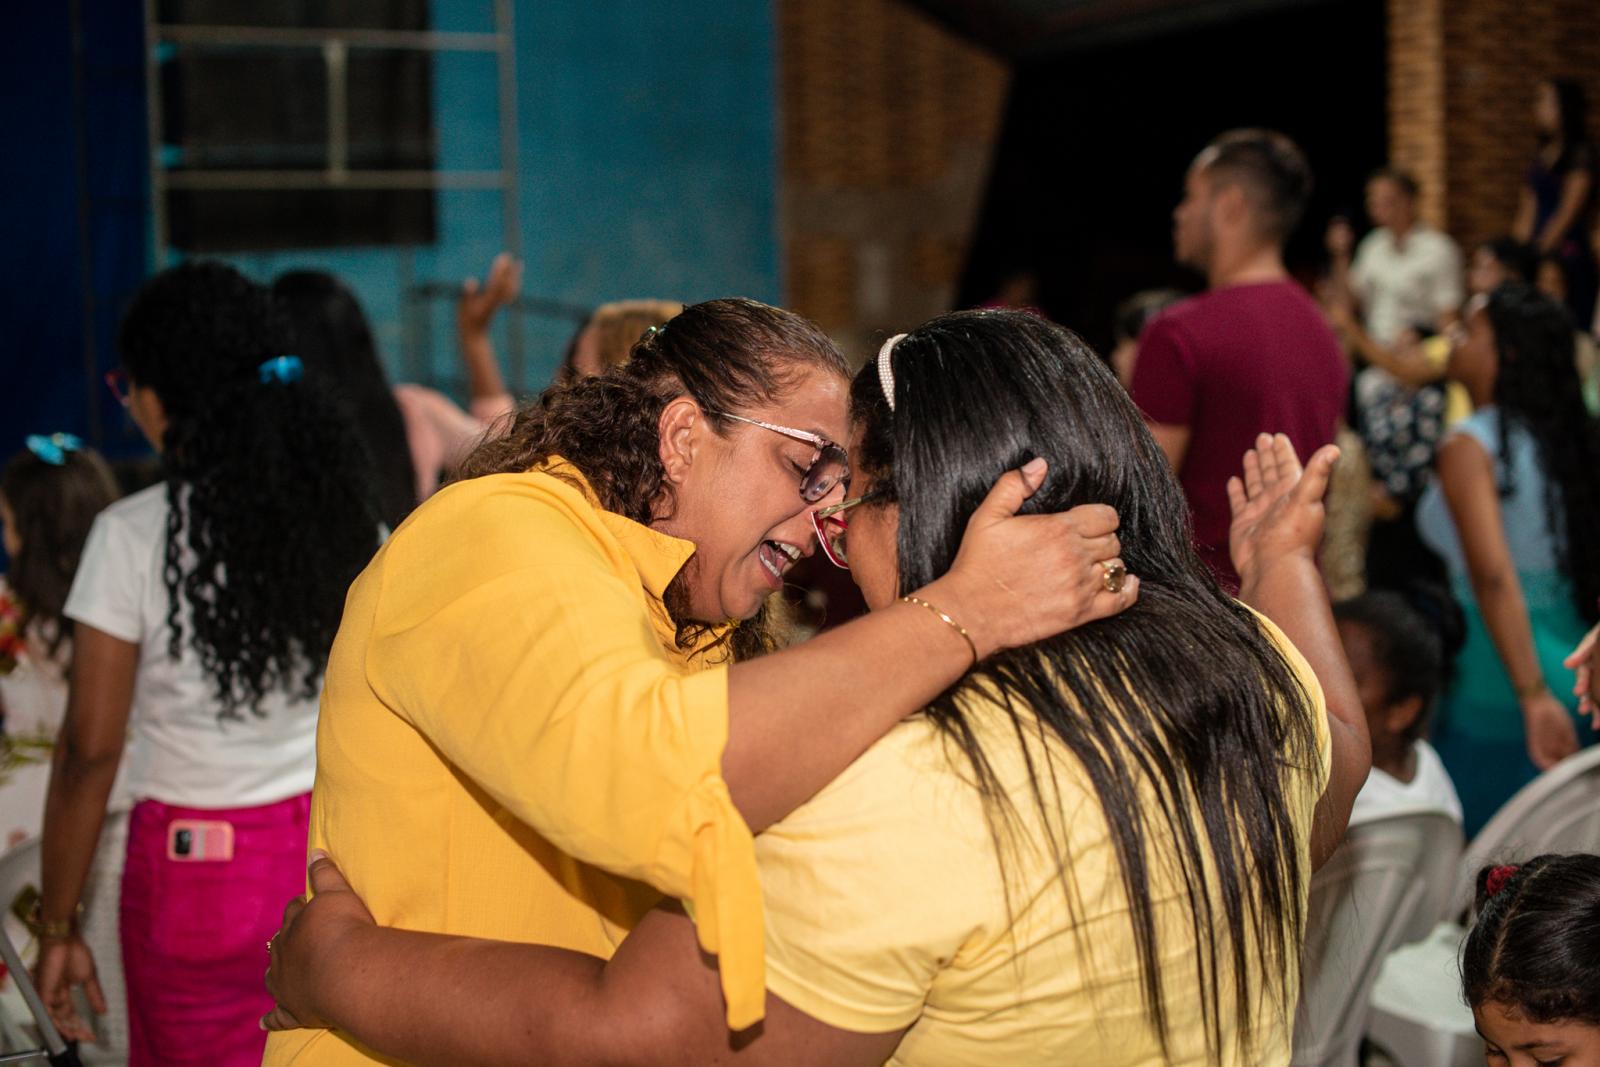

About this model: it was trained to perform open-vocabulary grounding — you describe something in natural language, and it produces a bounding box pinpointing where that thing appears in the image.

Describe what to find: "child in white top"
[1335,588,1465,826]
[0,435,121,847]
[35,262,384,1067]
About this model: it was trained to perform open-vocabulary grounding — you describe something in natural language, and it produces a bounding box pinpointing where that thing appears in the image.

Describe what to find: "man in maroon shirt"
[1131,128,1349,589]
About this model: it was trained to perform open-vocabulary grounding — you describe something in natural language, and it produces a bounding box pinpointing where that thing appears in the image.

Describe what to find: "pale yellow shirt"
[264,460,762,1066]
[757,612,1332,1066]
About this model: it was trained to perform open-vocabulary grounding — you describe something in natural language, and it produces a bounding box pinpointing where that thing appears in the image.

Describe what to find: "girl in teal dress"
[1416,283,1600,835]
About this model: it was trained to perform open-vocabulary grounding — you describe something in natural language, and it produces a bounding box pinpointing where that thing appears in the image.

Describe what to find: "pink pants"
[120,793,310,1067]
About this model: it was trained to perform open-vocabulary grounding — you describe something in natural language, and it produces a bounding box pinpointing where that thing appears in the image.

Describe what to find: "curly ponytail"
[119,261,383,717]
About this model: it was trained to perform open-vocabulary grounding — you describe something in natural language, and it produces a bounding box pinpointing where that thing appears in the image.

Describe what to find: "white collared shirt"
[1350,225,1465,344]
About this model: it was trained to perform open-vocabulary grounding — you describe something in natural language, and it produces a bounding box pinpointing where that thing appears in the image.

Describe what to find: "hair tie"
[258,355,304,385]
[25,433,84,466]
[876,333,906,411]
[1485,864,1520,899]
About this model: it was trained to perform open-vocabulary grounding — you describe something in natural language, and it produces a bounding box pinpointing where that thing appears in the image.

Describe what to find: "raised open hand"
[1226,432,1341,582]
[456,252,523,341]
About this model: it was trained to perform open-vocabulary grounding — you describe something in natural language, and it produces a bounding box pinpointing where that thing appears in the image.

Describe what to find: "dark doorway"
[958,0,1388,354]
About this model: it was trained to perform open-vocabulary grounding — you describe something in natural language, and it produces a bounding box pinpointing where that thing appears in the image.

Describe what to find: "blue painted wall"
[227,0,780,394]
[4,0,780,472]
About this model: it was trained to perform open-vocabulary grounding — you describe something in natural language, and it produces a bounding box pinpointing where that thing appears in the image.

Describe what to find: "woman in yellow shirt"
[265,310,1368,1065]
[250,299,1137,1066]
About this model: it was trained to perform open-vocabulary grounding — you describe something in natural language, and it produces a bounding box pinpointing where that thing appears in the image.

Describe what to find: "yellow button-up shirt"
[265,460,761,1066]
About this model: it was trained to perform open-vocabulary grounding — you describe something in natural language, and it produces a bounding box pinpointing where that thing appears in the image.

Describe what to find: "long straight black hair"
[272,270,418,532]
[1485,282,1600,623]
[850,309,1321,1060]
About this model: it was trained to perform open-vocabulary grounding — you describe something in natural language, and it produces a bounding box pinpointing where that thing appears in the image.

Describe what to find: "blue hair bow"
[258,355,304,385]
[25,433,84,466]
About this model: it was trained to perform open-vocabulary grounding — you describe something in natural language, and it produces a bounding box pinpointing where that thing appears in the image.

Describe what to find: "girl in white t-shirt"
[0,435,120,848]
[1335,588,1466,826]
[34,262,384,1067]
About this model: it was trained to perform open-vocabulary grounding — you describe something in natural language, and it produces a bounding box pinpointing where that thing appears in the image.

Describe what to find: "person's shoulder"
[1447,405,1501,449]
[93,482,168,539]
[408,469,599,536]
[1415,227,1462,255]
[1145,291,1206,329]
[1136,293,1207,352]
[1354,227,1390,258]
[796,715,948,807]
[770,713,990,851]
[379,469,621,588]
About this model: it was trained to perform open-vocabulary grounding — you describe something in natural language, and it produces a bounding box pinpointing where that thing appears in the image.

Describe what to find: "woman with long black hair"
[272,271,418,532]
[34,262,384,1066]
[1515,79,1599,329]
[261,309,1366,1066]
[1417,282,1600,832]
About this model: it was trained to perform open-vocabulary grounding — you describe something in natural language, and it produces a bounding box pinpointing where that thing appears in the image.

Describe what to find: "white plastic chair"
[1445,742,1600,919]
[0,813,130,1066]
[1290,809,1463,1067]
[1365,743,1600,1067]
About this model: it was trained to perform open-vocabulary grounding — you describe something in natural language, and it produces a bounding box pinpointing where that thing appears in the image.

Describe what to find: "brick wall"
[778,0,1009,360]
[1389,0,1600,251]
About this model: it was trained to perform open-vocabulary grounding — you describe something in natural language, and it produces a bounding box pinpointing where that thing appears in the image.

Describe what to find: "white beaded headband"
[877,333,906,411]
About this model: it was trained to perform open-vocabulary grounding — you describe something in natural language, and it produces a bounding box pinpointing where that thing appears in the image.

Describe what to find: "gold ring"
[1100,559,1127,594]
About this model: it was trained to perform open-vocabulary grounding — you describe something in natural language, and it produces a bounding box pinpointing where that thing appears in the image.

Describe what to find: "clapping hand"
[1562,623,1600,731]
[1226,432,1341,582]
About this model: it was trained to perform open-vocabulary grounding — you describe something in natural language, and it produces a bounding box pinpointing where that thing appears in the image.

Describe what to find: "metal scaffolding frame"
[141,0,528,379]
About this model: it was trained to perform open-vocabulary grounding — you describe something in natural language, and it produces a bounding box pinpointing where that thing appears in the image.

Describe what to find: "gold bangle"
[901,595,979,668]
[24,898,82,941]
[1515,678,1547,701]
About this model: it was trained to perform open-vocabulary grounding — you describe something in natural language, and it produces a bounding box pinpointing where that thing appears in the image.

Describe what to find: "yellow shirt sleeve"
[753,726,976,1034]
[362,475,765,1028]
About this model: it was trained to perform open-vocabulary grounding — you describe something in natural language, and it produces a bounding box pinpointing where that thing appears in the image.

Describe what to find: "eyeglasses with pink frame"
[809,490,884,569]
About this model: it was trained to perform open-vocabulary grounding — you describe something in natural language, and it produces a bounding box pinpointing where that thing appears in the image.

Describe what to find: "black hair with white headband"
[845,308,1322,1062]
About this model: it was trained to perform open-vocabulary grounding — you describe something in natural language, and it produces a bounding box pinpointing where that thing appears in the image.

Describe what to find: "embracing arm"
[1228,435,1369,869]
[726,464,1134,828]
[1329,308,1442,388]
[1437,433,1576,767]
[372,462,1133,1025]
[268,861,903,1067]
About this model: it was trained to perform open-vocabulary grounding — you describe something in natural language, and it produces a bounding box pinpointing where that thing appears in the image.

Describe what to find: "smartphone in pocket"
[166,819,235,862]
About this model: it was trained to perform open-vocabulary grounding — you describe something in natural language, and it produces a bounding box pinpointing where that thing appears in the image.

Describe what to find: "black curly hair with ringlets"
[118,261,382,718]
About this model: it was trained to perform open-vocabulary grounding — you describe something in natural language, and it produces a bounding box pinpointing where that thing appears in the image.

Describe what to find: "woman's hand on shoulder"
[924,458,1139,659]
[1227,432,1341,583]
[263,852,376,1034]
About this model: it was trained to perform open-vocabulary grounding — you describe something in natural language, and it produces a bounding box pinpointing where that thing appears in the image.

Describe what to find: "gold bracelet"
[24,898,82,941]
[901,595,979,668]
[1514,677,1547,701]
